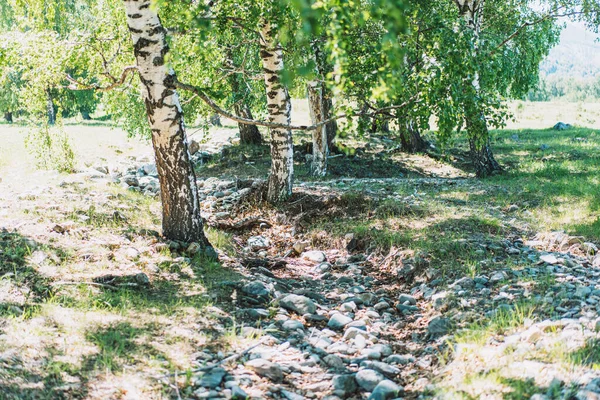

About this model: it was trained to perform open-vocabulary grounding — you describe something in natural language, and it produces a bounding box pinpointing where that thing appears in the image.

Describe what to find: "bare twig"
[66,66,138,92]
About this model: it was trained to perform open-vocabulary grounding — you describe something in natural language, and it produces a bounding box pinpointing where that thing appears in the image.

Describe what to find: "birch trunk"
[123,0,211,246]
[235,103,262,145]
[456,0,502,177]
[46,89,55,125]
[307,81,327,176]
[399,119,428,153]
[260,22,293,202]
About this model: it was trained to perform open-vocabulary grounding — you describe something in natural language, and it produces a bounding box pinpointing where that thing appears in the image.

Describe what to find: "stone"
[344,327,369,340]
[374,301,390,311]
[245,359,283,382]
[187,242,202,254]
[490,271,508,283]
[231,385,248,400]
[553,122,571,131]
[398,294,416,305]
[333,374,357,395]
[123,175,139,186]
[361,361,400,376]
[355,369,385,391]
[575,286,592,299]
[540,254,559,265]
[293,241,309,254]
[242,281,271,297]
[328,313,353,330]
[385,354,415,365]
[368,380,403,400]
[281,390,305,400]
[302,250,327,263]
[282,320,304,331]
[324,354,345,369]
[189,140,200,155]
[280,294,317,315]
[427,316,451,336]
[135,272,150,285]
[523,327,543,343]
[247,236,270,251]
[197,367,226,388]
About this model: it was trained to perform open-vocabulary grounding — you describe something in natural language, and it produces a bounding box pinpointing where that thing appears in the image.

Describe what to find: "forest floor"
[0,114,599,400]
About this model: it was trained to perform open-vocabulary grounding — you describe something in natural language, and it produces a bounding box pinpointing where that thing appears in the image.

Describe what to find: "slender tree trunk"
[465,104,502,177]
[226,52,262,145]
[46,89,55,125]
[4,112,13,123]
[235,103,262,145]
[123,0,211,247]
[260,22,293,202]
[307,81,327,176]
[399,119,428,153]
[456,0,502,177]
[324,95,337,151]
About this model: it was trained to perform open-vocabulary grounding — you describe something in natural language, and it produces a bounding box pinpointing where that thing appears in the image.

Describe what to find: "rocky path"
[1,137,600,399]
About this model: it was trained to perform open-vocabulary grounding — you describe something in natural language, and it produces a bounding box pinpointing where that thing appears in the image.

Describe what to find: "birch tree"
[122,0,211,247]
[259,21,294,202]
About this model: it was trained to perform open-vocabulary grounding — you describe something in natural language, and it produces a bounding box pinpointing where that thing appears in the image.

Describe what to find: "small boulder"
[355,369,385,391]
[428,316,451,337]
[279,294,317,315]
[328,313,353,330]
[368,380,403,400]
[245,359,283,382]
[302,250,327,263]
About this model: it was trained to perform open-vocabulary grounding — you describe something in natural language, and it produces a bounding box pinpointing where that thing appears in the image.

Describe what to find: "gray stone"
[282,320,304,331]
[123,175,139,186]
[355,369,385,391]
[324,354,345,369]
[540,254,559,265]
[281,389,305,400]
[385,354,415,365]
[328,313,353,330]
[553,122,571,131]
[280,294,317,315]
[135,272,150,285]
[575,286,592,299]
[344,327,369,340]
[361,361,400,376]
[428,316,451,336]
[333,374,357,394]
[490,271,508,283]
[245,359,283,382]
[247,236,270,251]
[302,250,327,263]
[398,294,416,305]
[231,385,248,400]
[242,281,270,297]
[368,380,403,400]
[197,367,226,388]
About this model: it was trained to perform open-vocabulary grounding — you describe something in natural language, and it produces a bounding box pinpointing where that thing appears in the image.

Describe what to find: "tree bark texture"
[260,22,293,202]
[234,103,262,145]
[399,120,428,153]
[123,0,211,246]
[307,81,327,176]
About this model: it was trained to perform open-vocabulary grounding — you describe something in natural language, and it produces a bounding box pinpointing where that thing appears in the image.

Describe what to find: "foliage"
[25,116,76,173]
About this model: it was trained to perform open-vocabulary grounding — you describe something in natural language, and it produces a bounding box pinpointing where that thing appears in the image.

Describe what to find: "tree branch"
[66,66,138,92]
[173,78,417,131]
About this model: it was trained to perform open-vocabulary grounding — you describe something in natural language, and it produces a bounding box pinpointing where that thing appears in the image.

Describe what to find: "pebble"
[245,359,284,382]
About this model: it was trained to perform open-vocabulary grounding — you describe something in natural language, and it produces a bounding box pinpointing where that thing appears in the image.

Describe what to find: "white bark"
[123,0,209,244]
[307,81,327,176]
[260,22,294,202]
